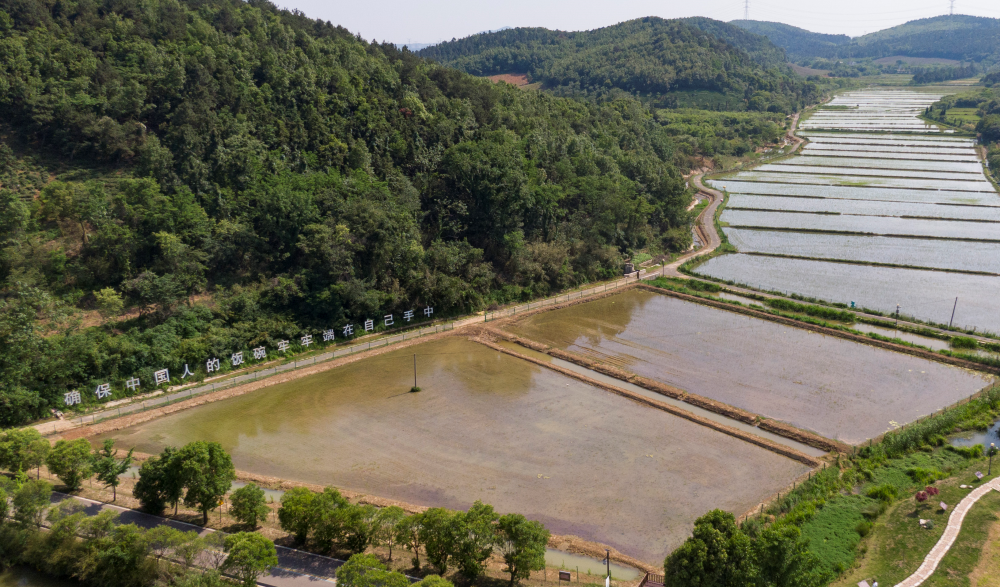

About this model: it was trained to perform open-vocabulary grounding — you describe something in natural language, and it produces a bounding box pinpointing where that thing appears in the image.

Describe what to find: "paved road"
[894,476,1000,587]
[51,493,339,586]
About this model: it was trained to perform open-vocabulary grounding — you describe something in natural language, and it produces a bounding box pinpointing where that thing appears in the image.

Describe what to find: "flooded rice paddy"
[703,88,1000,333]
[96,337,810,562]
[729,172,991,192]
[723,228,1000,275]
[716,181,996,206]
[721,210,1000,241]
[507,289,991,444]
[726,195,1000,222]
[698,254,1000,333]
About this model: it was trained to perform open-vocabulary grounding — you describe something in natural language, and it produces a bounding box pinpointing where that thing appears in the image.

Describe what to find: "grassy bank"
[762,385,1000,581]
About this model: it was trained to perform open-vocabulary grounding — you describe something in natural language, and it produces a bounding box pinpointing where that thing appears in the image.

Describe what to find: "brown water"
[97,337,809,563]
[508,289,992,444]
[0,568,78,587]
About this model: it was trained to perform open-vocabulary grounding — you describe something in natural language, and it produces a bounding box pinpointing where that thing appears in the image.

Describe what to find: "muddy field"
[506,289,992,444]
[94,337,809,563]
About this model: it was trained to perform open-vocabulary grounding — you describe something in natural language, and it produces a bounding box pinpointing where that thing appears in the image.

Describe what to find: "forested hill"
[417,17,823,112]
[730,20,850,60]
[847,15,1000,63]
[0,0,698,425]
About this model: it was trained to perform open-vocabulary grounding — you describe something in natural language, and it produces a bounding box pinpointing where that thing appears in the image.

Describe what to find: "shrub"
[765,298,855,322]
[951,336,978,349]
[906,467,947,485]
[861,501,888,520]
[946,444,984,459]
[854,520,872,537]
[865,484,899,503]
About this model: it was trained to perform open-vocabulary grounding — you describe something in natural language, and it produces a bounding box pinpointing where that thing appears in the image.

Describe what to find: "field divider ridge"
[471,334,825,467]
[486,327,845,454]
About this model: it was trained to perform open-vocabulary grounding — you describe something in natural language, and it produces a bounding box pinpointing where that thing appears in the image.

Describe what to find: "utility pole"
[744,0,750,20]
[949,297,958,328]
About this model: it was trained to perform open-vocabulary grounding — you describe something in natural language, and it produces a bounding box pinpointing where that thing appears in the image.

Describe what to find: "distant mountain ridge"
[735,15,1000,64]
[730,20,850,60]
[417,17,820,112]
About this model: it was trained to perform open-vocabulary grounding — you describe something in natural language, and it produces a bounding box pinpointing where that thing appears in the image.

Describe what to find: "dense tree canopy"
[418,17,823,112]
[0,0,718,425]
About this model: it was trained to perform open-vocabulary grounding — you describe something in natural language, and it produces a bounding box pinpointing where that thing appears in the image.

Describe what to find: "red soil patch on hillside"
[488,73,531,86]
[788,63,830,77]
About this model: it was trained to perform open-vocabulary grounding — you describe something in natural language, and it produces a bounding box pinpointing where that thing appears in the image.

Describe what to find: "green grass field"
[832,455,1000,586]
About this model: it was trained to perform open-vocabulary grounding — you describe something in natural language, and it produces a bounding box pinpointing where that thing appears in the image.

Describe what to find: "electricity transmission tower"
[744,0,750,20]
[950,0,955,15]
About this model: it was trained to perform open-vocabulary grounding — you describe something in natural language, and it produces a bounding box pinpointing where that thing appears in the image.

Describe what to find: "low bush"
[854,520,872,537]
[905,467,947,485]
[764,298,855,323]
[865,484,899,503]
[951,336,979,349]
[946,444,984,459]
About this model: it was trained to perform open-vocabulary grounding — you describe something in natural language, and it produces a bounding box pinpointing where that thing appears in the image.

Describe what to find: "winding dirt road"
[661,113,805,278]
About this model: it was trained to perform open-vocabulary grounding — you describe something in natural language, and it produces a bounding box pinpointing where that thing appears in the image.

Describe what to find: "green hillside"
[730,20,850,60]
[418,17,824,112]
[0,0,703,425]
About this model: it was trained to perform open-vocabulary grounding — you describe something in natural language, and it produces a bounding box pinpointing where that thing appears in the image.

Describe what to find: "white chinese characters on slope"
[64,306,437,406]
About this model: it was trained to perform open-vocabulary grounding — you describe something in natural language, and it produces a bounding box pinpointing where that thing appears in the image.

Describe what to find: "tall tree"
[229,484,270,530]
[496,513,549,586]
[133,447,184,515]
[222,532,279,587]
[45,439,93,492]
[453,501,499,580]
[176,441,236,525]
[91,439,135,501]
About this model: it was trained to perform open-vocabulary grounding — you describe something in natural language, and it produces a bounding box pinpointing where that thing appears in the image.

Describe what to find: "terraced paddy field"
[728,171,991,192]
[95,336,810,563]
[785,156,982,173]
[724,228,1000,274]
[506,289,991,444]
[702,87,1000,333]
[698,254,1000,332]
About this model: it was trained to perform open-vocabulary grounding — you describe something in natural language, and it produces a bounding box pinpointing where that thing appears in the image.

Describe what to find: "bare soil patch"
[487,73,531,86]
[873,55,960,66]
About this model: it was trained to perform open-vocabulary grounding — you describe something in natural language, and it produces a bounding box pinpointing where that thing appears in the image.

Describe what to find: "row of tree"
[2,436,552,585]
[1,428,135,497]
[126,444,549,584]
[0,473,277,587]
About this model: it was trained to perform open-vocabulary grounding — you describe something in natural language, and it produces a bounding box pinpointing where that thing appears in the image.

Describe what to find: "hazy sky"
[276,0,1000,45]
